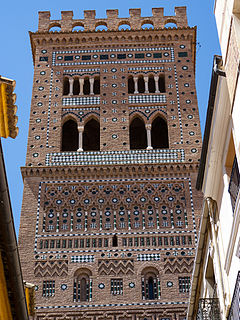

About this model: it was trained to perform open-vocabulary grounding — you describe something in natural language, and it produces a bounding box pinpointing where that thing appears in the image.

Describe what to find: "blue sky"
[0,0,220,235]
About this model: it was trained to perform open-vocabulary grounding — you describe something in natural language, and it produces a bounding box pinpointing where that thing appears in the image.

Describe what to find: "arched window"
[112,235,118,247]
[148,75,155,93]
[49,25,61,32]
[130,117,147,150]
[61,119,78,151]
[72,25,84,32]
[73,78,80,95]
[138,76,145,93]
[128,76,134,94]
[159,75,166,92]
[93,77,100,94]
[119,24,131,31]
[141,23,154,30]
[141,267,159,300]
[151,116,169,149]
[83,77,90,95]
[73,269,92,302]
[63,77,69,95]
[83,118,100,151]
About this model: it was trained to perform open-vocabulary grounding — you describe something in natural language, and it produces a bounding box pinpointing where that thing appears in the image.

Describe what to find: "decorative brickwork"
[19,6,202,319]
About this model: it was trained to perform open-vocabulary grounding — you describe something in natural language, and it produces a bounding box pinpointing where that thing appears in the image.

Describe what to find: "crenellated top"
[38,7,188,33]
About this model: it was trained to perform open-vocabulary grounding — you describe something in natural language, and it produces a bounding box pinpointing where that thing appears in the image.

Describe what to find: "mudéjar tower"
[19,7,203,320]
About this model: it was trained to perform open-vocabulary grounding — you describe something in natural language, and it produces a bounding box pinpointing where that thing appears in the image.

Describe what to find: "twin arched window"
[61,115,168,152]
[61,118,100,152]
[130,116,169,150]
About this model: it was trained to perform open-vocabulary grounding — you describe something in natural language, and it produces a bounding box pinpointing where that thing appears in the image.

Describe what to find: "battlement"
[38,7,188,32]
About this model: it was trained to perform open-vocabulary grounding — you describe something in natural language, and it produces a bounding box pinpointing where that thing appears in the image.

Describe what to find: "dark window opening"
[148,277,154,299]
[93,77,100,94]
[128,76,134,94]
[83,119,100,151]
[83,78,90,95]
[112,235,118,247]
[148,76,155,93]
[138,76,145,93]
[159,75,166,92]
[73,78,80,95]
[151,116,169,149]
[61,120,78,151]
[63,78,69,95]
[130,117,147,150]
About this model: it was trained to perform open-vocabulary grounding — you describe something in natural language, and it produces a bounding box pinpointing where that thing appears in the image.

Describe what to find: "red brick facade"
[18,7,203,320]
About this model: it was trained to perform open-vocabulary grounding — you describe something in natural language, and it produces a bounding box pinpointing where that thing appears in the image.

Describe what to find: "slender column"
[144,76,149,93]
[154,75,160,93]
[79,78,84,95]
[69,78,74,96]
[145,124,153,150]
[133,77,138,94]
[89,78,94,95]
[77,126,84,151]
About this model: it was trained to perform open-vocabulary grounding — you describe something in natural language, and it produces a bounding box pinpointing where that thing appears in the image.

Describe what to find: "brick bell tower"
[19,7,203,320]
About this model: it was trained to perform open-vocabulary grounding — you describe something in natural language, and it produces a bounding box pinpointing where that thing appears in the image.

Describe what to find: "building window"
[43,280,55,297]
[73,78,80,95]
[148,75,156,93]
[83,118,100,151]
[178,277,190,293]
[112,235,118,247]
[141,267,159,300]
[111,279,123,295]
[61,119,79,151]
[63,77,70,95]
[73,269,92,302]
[130,117,147,150]
[228,156,240,213]
[151,116,169,149]
[137,76,145,93]
[128,76,134,93]
[93,76,100,94]
[83,77,90,95]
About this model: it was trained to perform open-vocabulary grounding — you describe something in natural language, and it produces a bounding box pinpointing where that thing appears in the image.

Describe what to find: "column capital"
[145,123,152,130]
[78,126,84,132]
[154,75,159,80]
[89,78,94,83]
[144,76,149,81]
[69,78,74,83]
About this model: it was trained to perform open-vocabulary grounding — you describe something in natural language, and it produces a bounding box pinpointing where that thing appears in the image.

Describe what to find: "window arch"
[93,76,100,94]
[137,76,145,93]
[72,24,84,32]
[130,117,147,150]
[151,116,169,149]
[83,77,90,95]
[141,267,159,300]
[49,24,61,32]
[61,119,78,151]
[128,76,134,94]
[83,118,100,151]
[73,78,80,95]
[73,269,92,302]
[148,75,155,93]
[63,77,70,95]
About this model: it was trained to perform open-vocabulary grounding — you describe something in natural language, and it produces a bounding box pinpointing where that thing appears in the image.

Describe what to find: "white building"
[187,0,240,319]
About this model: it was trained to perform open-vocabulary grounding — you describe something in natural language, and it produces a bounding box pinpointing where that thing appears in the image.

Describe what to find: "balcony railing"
[45,148,185,166]
[227,271,240,320]
[197,298,221,320]
[228,156,240,213]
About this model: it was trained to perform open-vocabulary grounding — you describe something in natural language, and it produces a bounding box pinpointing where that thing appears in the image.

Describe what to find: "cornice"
[21,162,199,180]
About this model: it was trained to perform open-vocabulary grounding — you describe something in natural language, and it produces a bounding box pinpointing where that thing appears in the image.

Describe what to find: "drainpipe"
[206,197,226,317]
